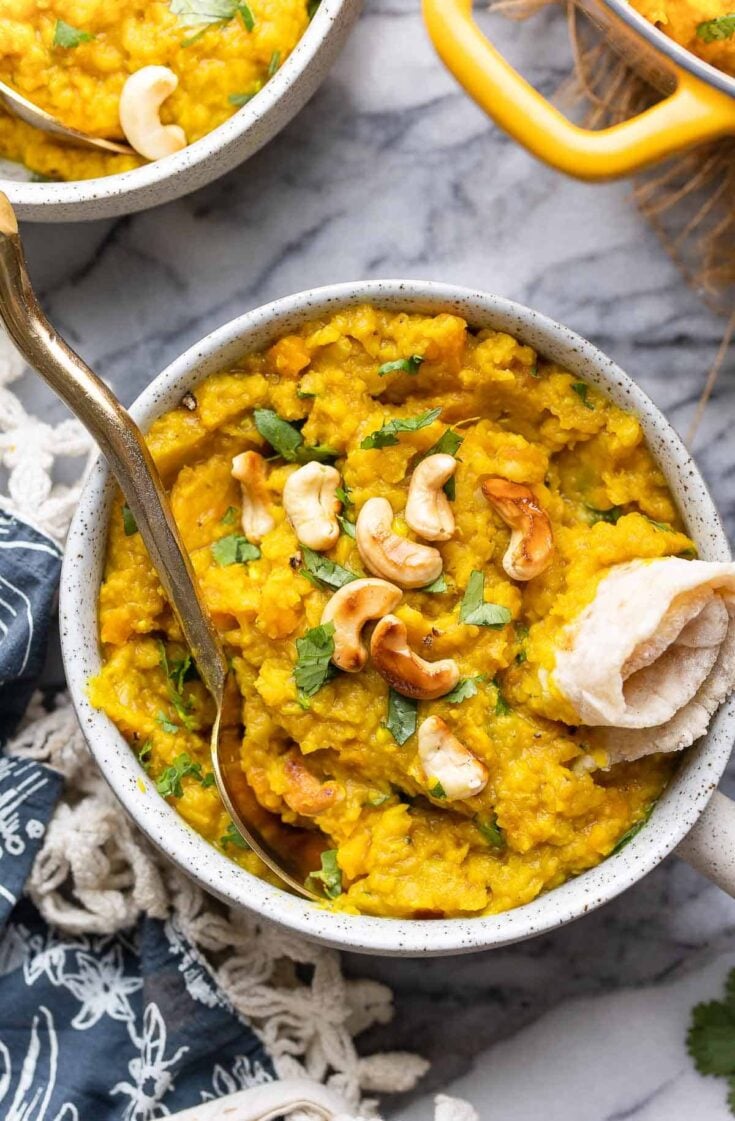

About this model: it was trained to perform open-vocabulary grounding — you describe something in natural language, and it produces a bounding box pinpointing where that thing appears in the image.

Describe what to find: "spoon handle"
[0,195,228,702]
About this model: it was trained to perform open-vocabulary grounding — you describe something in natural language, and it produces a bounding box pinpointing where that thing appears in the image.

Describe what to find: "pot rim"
[60,279,735,956]
[0,0,351,211]
[601,0,735,97]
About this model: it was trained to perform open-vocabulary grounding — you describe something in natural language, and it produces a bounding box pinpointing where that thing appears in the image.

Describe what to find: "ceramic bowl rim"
[0,0,350,210]
[60,279,735,956]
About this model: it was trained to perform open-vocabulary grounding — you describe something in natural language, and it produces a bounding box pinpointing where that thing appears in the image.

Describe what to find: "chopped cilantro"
[337,515,356,539]
[611,803,654,854]
[301,546,357,589]
[586,504,623,525]
[378,355,424,376]
[229,84,260,106]
[307,0,320,15]
[460,571,512,628]
[253,407,337,463]
[212,533,260,566]
[221,505,239,525]
[515,650,527,665]
[423,427,464,459]
[137,739,153,771]
[361,407,442,450]
[365,791,391,807]
[429,780,447,799]
[156,753,214,798]
[170,0,255,28]
[572,382,594,410]
[386,689,417,745]
[335,484,352,508]
[305,848,342,898]
[697,12,735,40]
[267,49,281,77]
[645,516,672,532]
[158,641,196,731]
[122,505,138,536]
[475,812,504,848]
[444,675,483,704]
[687,965,735,1115]
[53,19,95,47]
[422,573,448,594]
[294,622,335,696]
[156,710,180,735]
[238,1,255,28]
[493,677,511,716]
[220,820,250,850]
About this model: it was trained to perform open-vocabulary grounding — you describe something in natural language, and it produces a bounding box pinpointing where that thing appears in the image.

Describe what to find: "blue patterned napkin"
[0,509,276,1119]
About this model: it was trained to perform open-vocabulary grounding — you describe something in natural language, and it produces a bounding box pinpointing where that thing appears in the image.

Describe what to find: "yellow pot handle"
[423,0,735,179]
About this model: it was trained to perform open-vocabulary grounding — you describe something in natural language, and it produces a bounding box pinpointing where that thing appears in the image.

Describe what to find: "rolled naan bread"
[551,558,735,763]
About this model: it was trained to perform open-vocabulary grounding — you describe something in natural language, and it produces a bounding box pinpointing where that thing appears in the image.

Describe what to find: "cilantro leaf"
[361,407,442,450]
[229,89,257,106]
[305,849,342,898]
[221,505,239,525]
[170,0,254,26]
[122,505,138,536]
[378,355,424,376]
[301,547,357,589]
[365,791,391,807]
[335,484,353,508]
[386,689,417,745]
[158,642,197,731]
[687,970,735,1087]
[475,812,504,848]
[422,573,448,594]
[220,820,250,850]
[156,710,180,735]
[493,677,511,716]
[212,533,260,566]
[429,779,447,799]
[338,515,356,539]
[53,19,95,46]
[572,382,594,410]
[137,739,153,771]
[423,427,464,459]
[156,752,213,798]
[294,622,335,696]
[444,675,483,704]
[253,408,337,464]
[586,504,623,525]
[697,13,735,40]
[460,571,512,628]
[611,803,654,855]
[267,49,281,77]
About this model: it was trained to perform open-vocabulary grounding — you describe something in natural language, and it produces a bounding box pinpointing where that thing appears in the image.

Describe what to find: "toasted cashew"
[282,751,343,817]
[418,716,488,801]
[322,578,402,672]
[283,463,341,550]
[405,454,457,542]
[231,451,275,543]
[481,477,554,581]
[119,66,187,161]
[370,614,459,699]
[357,497,443,589]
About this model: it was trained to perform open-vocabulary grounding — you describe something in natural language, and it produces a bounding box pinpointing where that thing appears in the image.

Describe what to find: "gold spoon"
[0,192,318,901]
[0,80,135,157]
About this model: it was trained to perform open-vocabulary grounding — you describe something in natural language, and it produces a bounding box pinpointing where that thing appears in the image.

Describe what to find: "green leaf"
[212,533,260,566]
[156,710,180,735]
[337,515,356,539]
[156,752,213,798]
[365,791,391,807]
[422,573,448,594]
[572,382,594,410]
[459,571,512,628]
[378,355,424,376]
[267,49,281,77]
[611,803,654,854]
[237,1,255,28]
[170,0,244,24]
[305,848,342,898]
[444,477,456,501]
[294,622,335,696]
[386,689,417,745]
[307,0,320,15]
[253,407,337,464]
[586,504,623,525]
[336,484,353,508]
[529,363,540,378]
[158,642,197,731]
[301,546,358,589]
[515,650,527,665]
[429,780,447,799]
[697,12,735,40]
[220,820,250,850]
[645,516,672,532]
[122,505,138,536]
[493,677,511,716]
[53,19,95,46]
[137,739,153,771]
[423,427,464,459]
[221,505,239,525]
[229,89,258,106]
[361,407,442,450]
[444,675,483,704]
[475,813,504,848]
[688,995,735,1076]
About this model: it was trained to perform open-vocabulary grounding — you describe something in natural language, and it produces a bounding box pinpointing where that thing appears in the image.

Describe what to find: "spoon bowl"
[0,80,135,157]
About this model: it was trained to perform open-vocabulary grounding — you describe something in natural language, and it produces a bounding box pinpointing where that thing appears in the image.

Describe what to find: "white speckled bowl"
[0,0,361,223]
[61,280,735,956]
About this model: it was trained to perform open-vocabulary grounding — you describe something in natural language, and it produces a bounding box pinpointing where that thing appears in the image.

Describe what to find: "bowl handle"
[422,0,735,180]
[676,791,735,897]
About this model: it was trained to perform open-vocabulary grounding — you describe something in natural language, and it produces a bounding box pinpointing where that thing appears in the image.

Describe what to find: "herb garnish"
[220,820,250,850]
[53,19,95,47]
[229,86,260,107]
[365,791,391,807]
[493,677,511,716]
[429,780,447,799]
[571,382,594,410]
[156,711,180,735]
[337,515,356,539]
[378,355,424,376]
[267,49,281,77]
[137,740,153,771]
[475,812,504,848]
[156,752,215,798]
[444,675,483,704]
[122,505,138,536]
[294,622,335,697]
[253,408,337,464]
[586,504,623,525]
[423,427,464,459]
[422,573,448,594]
[460,571,512,628]
[360,407,442,450]
[221,505,239,525]
[687,966,735,1113]
[158,641,197,731]
[697,12,735,40]
[212,533,260,566]
[305,849,342,898]
[611,803,653,854]
[300,546,357,589]
[170,0,255,34]
[386,689,417,745]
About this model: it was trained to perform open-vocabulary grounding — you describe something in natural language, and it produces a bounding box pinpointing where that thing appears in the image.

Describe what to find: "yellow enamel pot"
[423,0,735,180]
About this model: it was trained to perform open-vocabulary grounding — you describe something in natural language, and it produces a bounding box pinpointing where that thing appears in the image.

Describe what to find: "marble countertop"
[15,0,735,1116]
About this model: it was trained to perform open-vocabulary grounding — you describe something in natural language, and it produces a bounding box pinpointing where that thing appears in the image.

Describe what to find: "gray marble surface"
[13,0,735,1116]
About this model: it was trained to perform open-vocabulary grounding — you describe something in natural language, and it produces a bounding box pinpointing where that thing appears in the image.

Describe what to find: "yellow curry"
[630,0,735,76]
[90,306,693,919]
[0,0,309,181]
